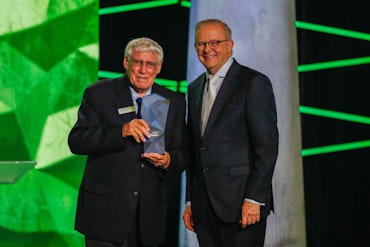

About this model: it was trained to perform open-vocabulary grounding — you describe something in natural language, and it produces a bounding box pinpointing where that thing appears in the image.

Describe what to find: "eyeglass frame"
[128,57,159,70]
[194,39,229,51]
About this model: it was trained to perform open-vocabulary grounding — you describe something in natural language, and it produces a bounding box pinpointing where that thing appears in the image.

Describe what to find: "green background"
[0,0,98,246]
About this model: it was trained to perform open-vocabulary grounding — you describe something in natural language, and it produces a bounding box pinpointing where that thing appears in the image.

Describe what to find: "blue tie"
[136,97,142,119]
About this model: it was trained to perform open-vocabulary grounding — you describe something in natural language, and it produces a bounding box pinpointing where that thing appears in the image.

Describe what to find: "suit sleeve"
[68,86,130,156]
[164,93,189,176]
[244,74,279,203]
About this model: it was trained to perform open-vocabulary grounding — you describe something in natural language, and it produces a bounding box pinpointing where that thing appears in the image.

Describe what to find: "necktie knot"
[207,75,219,99]
[136,97,143,119]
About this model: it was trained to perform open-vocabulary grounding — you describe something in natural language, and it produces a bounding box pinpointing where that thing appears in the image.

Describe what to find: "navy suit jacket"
[68,76,188,244]
[186,60,279,223]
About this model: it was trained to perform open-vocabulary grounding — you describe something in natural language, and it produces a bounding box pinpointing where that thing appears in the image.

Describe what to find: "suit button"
[140,163,145,168]
[203,168,208,173]
[133,191,139,196]
[200,146,206,151]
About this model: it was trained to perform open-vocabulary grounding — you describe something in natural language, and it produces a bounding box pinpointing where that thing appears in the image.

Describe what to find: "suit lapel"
[190,74,207,137]
[115,76,137,123]
[203,62,241,137]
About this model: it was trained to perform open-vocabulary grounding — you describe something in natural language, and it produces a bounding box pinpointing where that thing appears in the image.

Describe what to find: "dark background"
[100,1,370,246]
[296,1,370,246]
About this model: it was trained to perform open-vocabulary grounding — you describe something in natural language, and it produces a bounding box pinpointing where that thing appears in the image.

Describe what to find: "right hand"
[240,201,261,228]
[122,119,150,143]
[182,205,195,232]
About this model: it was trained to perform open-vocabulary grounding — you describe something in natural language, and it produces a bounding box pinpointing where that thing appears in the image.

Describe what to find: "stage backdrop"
[0,0,98,246]
[1,1,305,246]
[179,1,306,247]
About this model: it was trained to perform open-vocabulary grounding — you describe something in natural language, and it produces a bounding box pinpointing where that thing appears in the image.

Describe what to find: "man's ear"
[156,62,162,74]
[123,56,129,70]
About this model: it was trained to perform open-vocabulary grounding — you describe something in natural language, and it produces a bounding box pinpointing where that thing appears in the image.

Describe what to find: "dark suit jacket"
[68,76,188,245]
[186,59,279,223]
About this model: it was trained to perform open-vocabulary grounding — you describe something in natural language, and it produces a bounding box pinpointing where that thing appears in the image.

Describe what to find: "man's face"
[123,50,162,95]
[195,23,233,75]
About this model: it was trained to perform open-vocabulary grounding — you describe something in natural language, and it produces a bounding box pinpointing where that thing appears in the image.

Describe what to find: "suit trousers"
[85,236,158,247]
[194,194,267,247]
[85,237,128,247]
[85,200,157,247]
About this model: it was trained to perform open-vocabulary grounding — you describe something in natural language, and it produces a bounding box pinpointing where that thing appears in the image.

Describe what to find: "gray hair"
[195,19,232,40]
[124,37,164,62]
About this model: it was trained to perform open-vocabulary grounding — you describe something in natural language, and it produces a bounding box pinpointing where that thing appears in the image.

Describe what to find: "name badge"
[118,106,135,115]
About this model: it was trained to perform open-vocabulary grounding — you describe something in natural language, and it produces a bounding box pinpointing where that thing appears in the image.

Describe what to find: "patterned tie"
[136,97,142,119]
[201,75,218,135]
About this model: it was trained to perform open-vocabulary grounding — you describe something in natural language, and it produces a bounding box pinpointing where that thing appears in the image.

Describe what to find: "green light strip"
[297,21,370,156]
[98,70,123,78]
[300,106,370,125]
[296,21,370,72]
[300,106,370,156]
[180,0,191,8]
[301,140,370,156]
[296,21,370,41]
[99,0,178,15]
[154,78,178,92]
[179,80,188,94]
[298,56,370,72]
[98,70,180,92]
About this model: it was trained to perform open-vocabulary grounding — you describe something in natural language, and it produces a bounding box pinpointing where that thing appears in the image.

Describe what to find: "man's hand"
[182,205,194,232]
[240,201,260,228]
[142,151,170,170]
[122,119,150,143]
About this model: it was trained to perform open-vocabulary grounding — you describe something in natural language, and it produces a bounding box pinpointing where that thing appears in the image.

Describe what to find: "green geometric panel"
[36,106,79,169]
[6,2,98,71]
[0,0,98,161]
[0,170,84,246]
[0,112,29,160]
[0,0,98,246]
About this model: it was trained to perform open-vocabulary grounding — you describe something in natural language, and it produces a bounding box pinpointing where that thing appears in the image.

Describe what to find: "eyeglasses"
[194,40,229,51]
[129,58,159,70]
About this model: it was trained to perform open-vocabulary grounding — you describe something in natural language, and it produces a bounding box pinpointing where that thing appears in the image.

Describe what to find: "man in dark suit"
[183,19,279,247]
[68,37,188,247]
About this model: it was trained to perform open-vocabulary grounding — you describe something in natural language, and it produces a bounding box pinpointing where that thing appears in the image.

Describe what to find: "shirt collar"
[207,57,234,79]
[129,86,152,101]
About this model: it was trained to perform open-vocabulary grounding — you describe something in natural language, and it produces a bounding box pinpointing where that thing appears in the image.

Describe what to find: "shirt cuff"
[244,198,265,206]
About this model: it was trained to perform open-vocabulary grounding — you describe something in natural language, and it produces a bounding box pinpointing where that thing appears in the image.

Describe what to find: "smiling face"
[123,50,162,97]
[195,22,234,75]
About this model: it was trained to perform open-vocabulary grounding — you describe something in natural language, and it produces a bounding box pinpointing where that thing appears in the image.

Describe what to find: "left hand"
[240,201,260,228]
[182,205,194,232]
[142,151,170,170]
